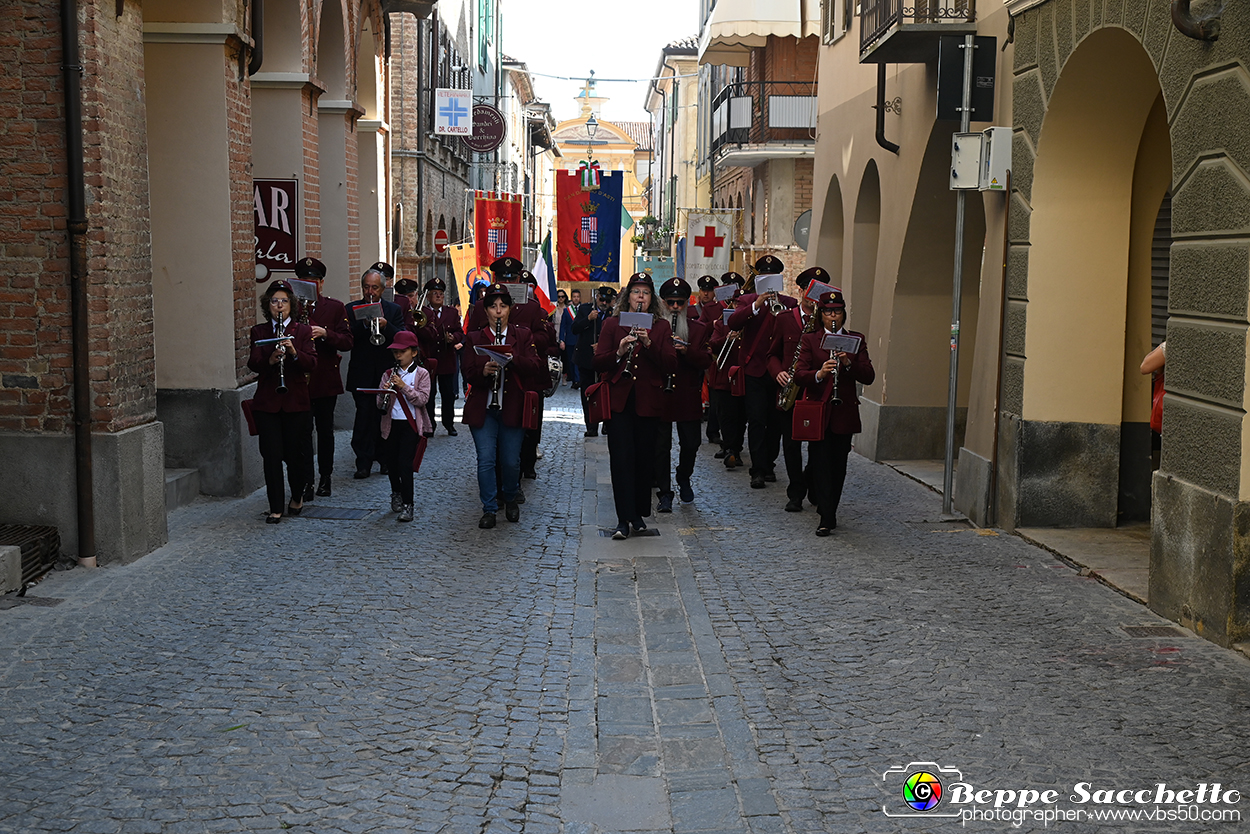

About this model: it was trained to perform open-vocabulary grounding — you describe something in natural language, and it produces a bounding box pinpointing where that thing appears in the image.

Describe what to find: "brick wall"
[302,85,322,261]
[226,36,255,385]
[0,0,156,434]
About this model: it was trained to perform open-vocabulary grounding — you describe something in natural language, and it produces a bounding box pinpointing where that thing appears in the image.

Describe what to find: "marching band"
[248,252,871,538]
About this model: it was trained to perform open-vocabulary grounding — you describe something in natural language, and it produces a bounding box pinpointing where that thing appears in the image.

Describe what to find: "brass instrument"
[777,311,820,411]
[412,289,429,330]
[369,315,386,346]
[715,330,740,371]
[275,322,288,394]
[488,316,503,410]
[663,311,678,393]
[620,301,643,379]
[767,291,785,315]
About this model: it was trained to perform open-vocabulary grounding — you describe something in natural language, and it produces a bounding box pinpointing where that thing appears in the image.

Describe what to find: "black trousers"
[255,410,312,515]
[779,411,808,503]
[706,397,720,442]
[709,389,745,454]
[607,393,658,526]
[520,413,542,474]
[808,433,853,527]
[351,391,384,472]
[655,419,701,497]
[384,421,419,505]
[578,368,600,430]
[426,372,457,430]
[745,375,784,476]
[305,395,338,484]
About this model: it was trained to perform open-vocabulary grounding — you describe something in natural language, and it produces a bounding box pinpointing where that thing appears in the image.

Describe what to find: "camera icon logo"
[882,762,964,818]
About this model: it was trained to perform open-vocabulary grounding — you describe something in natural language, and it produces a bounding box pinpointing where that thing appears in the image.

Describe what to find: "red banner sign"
[254,179,299,274]
[474,191,523,271]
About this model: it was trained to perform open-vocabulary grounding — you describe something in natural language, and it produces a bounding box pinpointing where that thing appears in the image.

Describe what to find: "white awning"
[698,0,821,66]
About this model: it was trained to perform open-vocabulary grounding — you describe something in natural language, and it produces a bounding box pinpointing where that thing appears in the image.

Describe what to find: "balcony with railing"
[708,80,817,169]
[859,0,977,64]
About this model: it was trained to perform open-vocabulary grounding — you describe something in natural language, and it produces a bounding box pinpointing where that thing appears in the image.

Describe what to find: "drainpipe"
[59,0,96,568]
[874,64,899,155]
[1171,0,1221,41]
[247,0,264,76]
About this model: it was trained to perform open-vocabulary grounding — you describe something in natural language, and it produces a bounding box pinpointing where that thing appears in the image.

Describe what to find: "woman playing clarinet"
[248,281,317,523]
[794,289,874,536]
[592,273,677,540]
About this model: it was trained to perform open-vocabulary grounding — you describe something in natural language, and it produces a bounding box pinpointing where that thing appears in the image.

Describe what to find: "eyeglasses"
[665,299,685,306]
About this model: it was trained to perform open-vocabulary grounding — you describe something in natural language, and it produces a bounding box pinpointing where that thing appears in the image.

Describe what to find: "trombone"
[412,289,429,330]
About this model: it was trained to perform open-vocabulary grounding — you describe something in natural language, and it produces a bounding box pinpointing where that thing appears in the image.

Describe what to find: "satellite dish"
[793,210,812,251]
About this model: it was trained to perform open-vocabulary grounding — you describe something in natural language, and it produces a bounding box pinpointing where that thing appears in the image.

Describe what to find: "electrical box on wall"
[950,133,983,190]
[980,126,1011,191]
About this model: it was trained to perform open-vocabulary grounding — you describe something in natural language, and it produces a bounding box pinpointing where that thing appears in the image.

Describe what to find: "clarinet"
[275,321,288,394]
[663,312,678,393]
[488,316,503,410]
[829,341,842,406]
[621,301,643,379]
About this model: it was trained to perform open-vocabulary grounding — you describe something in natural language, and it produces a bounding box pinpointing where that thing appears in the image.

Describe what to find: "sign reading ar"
[254,179,299,276]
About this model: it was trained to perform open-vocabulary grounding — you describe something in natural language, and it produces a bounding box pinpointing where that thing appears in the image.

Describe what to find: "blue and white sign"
[434,88,473,136]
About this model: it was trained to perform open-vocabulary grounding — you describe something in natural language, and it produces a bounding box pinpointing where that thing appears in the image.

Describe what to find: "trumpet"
[777,311,820,411]
[715,330,740,371]
[488,316,503,410]
[369,315,385,346]
[663,311,678,393]
[275,322,288,394]
[621,301,643,379]
[767,290,785,315]
[412,289,429,330]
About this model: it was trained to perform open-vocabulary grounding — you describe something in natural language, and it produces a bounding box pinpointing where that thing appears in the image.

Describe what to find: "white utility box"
[950,132,984,190]
[980,126,1012,191]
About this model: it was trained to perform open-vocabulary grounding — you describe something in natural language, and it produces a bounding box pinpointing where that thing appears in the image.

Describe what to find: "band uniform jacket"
[307,295,354,399]
[247,322,318,412]
[461,325,541,429]
[592,316,678,418]
[663,313,711,423]
[706,315,741,392]
[571,303,607,370]
[345,297,405,392]
[697,299,725,327]
[766,307,817,385]
[417,305,464,377]
[726,292,799,379]
[794,329,875,435]
[468,298,558,357]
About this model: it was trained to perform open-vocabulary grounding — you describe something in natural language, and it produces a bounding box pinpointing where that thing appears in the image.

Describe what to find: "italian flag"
[531,230,557,314]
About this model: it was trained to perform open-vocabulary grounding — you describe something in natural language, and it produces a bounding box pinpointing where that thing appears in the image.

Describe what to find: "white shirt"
[274,317,292,335]
[390,363,420,420]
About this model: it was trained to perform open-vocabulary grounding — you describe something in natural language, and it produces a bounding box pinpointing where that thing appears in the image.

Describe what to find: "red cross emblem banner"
[685,211,733,278]
[556,170,623,284]
[473,191,523,271]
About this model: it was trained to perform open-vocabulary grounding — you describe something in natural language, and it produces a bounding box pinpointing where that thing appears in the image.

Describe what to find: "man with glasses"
[654,278,711,511]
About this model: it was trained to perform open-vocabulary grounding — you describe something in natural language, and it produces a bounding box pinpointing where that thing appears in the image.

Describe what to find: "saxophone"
[776,310,819,411]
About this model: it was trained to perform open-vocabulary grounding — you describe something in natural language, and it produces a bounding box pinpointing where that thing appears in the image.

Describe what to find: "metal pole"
[943,33,975,518]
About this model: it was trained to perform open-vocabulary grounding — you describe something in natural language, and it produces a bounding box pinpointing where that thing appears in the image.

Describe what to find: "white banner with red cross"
[684,211,733,278]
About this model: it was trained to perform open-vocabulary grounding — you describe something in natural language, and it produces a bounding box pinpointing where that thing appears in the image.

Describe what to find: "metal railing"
[709,80,818,157]
[860,0,976,53]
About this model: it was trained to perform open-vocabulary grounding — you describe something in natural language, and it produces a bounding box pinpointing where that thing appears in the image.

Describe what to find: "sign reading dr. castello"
[254,179,299,274]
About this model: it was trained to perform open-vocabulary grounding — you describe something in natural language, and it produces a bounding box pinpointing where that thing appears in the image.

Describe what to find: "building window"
[478,0,493,70]
[821,0,854,43]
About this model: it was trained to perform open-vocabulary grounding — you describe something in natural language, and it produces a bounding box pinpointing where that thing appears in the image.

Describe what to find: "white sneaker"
[536,446,544,459]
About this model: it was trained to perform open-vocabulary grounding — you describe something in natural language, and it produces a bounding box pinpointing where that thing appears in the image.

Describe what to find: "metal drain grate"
[598,528,661,537]
[297,507,373,520]
[0,595,64,610]
[1123,625,1183,638]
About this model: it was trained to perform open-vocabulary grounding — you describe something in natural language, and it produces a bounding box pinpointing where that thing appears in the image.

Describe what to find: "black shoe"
[763,471,777,483]
[723,453,741,469]
[612,524,629,540]
[378,464,389,475]
[398,504,414,523]
[630,518,647,533]
[316,476,331,497]
[657,494,673,513]
[422,430,434,438]
[815,526,832,537]
[515,487,526,505]
[750,475,766,489]
[353,469,369,479]
[707,433,722,444]
[521,469,537,480]
[303,483,314,502]
[446,426,458,436]
[286,503,303,516]
[505,501,520,522]
[479,512,496,529]
[391,492,404,514]
[714,449,728,459]
[584,428,599,438]
[785,500,803,512]
[678,481,694,504]
[265,514,281,524]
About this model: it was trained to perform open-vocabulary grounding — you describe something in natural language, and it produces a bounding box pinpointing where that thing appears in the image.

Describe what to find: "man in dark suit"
[345,264,405,478]
[654,278,711,512]
[572,285,615,436]
[417,277,464,436]
[293,257,354,499]
[725,255,799,489]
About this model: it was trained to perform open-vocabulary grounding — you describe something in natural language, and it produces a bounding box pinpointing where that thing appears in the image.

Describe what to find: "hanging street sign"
[463,103,507,153]
[434,88,473,135]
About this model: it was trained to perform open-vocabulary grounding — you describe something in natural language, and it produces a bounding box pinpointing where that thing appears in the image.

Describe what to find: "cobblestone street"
[4,387,1250,834]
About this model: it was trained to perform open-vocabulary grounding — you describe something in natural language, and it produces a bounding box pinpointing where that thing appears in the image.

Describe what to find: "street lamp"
[586,113,598,140]
[580,113,600,191]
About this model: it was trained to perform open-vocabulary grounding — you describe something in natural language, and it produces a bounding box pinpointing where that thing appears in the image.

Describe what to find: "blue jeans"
[471,410,525,512]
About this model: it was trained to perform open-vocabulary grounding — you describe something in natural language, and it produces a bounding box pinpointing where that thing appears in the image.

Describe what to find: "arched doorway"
[814,175,844,284]
[1014,27,1168,527]
[851,161,880,333]
[316,0,353,301]
[357,13,388,269]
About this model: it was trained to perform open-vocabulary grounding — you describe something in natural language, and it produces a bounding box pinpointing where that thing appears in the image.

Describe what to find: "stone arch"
[850,161,880,333]
[814,174,844,285]
[316,0,348,99]
[356,13,380,119]
[263,0,306,73]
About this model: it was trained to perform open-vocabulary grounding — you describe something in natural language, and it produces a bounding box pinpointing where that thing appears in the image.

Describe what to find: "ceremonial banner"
[684,211,733,278]
[530,231,557,314]
[473,191,523,270]
[449,242,478,291]
[556,170,623,284]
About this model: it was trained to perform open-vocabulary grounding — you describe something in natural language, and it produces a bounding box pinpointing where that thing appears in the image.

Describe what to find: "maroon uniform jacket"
[706,313,741,392]
[247,321,318,412]
[726,292,799,379]
[461,325,541,429]
[417,305,464,377]
[766,306,817,383]
[468,298,558,356]
[663,313,711,423]
[794,329,874,435]
[592,316,678,418]
[307,295,353,399]
[697,299,725,327]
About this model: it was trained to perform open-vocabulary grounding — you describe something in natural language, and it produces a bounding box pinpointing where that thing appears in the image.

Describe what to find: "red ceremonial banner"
[474,191,522,271]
